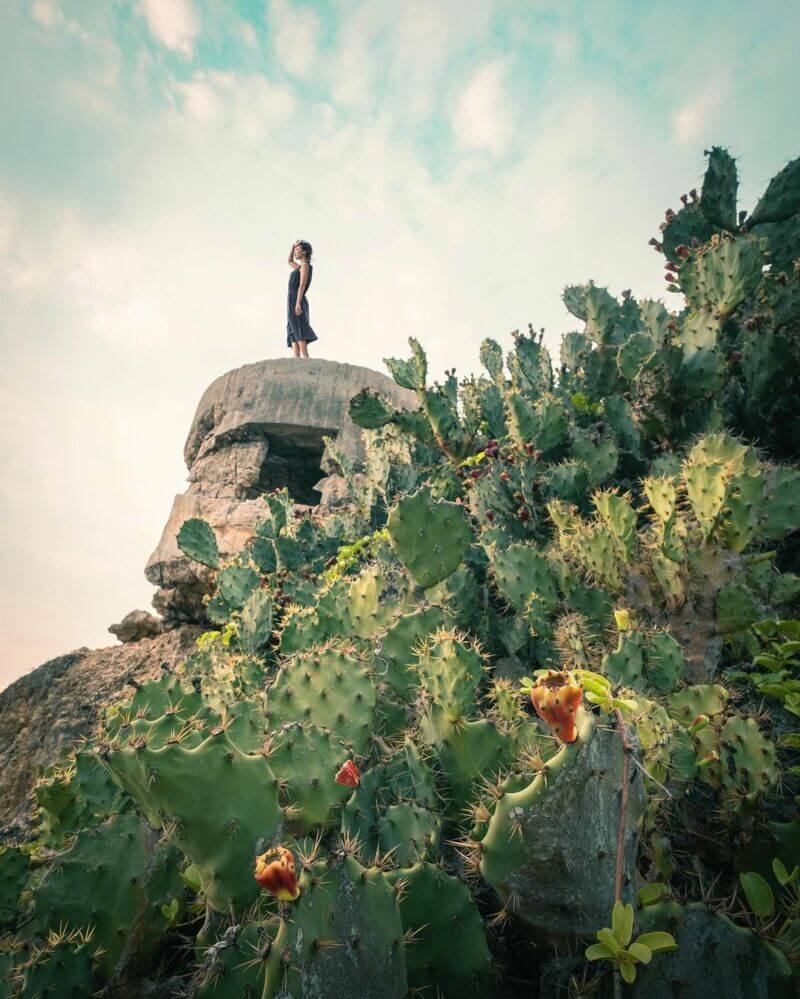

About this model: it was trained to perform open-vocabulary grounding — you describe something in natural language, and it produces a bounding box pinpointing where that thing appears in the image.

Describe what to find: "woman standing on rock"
[286,239,318,357]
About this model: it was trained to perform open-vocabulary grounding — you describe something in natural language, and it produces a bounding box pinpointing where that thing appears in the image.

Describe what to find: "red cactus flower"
[530,670,584,744]
[335,759,360,787]
[254,846,301,901]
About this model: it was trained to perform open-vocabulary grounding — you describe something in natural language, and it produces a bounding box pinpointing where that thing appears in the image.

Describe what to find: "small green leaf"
[612,901,634,946]
[635,931,678,954]
[628,942,652,964]
[773,858,790,886]
[576,669,612,691]
[585,942,613,961]
[637,882,669,907]
[160,897,179,923]
[180,863,202,891]
[739,872,775,918]
[620,961,637,984]
[773,858,799,886]
[597,928,622,956]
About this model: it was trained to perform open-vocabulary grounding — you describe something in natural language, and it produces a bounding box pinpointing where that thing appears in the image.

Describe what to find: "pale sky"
[1,0,799,690]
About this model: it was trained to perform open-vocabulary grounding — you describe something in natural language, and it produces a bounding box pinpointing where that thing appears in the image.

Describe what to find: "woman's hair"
[298,240,313,262]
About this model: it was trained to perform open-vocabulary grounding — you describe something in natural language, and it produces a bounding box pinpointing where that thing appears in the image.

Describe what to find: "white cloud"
[139,0,199,57]
[267,0,321,79]
[328,3,381,110]
[238,20,258,48]
[672,79,728,144]
[388,2,465,120]
[452,59,514,156]
[31,0,63,29]
[62,79,123,119]
[174,70,296,137]
[0,192,15,255]
[175,76,221,122]
[326,1,494,120]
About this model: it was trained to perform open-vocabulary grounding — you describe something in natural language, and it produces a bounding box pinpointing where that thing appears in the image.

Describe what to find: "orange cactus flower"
[254,846,301,901]
[335,759,360,787]
[530,670,583,744]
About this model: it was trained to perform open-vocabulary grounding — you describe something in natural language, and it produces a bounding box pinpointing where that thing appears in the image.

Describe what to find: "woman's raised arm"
[287,241,300,269]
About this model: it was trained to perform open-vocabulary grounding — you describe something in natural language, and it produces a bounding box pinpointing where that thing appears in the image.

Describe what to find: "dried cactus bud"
[254,846,301,900]
[530,670,583,744]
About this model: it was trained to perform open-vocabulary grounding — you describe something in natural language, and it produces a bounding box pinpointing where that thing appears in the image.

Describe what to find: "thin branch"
[613,707,633,904]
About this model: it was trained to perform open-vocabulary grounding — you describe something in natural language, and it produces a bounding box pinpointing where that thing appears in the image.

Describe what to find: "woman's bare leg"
[292,341,301,358]
[299,340,309,358]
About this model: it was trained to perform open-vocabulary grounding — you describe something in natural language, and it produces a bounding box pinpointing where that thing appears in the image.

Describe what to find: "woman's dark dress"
[286,265,318,347]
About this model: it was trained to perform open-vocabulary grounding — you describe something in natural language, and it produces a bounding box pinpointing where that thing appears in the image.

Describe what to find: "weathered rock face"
[145,358,415,623]
[108,609,164,643]
[0,626,202,837]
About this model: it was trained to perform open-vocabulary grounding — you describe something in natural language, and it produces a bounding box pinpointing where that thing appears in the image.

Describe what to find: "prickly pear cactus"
[479,708,645,938]
[4,147,800,997]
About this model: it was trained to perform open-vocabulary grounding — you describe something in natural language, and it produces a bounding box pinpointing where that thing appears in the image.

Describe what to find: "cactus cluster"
[2,146,799,996]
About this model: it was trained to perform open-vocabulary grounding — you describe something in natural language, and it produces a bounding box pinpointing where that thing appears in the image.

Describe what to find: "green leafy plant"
[585,901,677,984]
[729,619,800,716]
[739,871,776,919]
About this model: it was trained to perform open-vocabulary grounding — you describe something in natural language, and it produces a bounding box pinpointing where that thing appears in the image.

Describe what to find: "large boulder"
[145,358,415,623]
[0,625,202,837]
